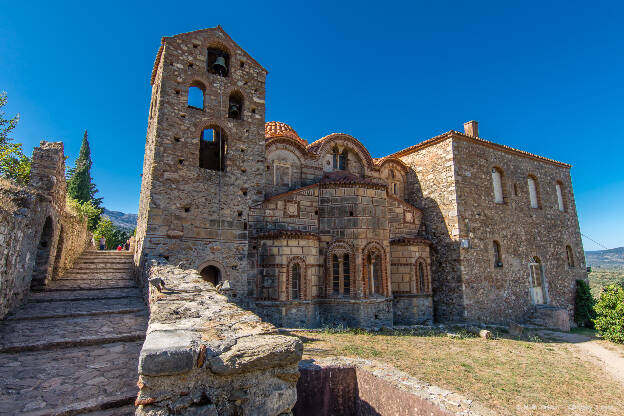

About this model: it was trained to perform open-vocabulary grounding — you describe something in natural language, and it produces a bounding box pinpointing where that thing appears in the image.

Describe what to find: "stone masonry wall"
[399,138,464,321]
[0,142,91,320]
[136,258,303,415]
[452,136,587,323]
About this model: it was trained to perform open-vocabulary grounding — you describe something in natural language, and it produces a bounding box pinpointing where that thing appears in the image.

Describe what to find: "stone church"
[135,27,587,328]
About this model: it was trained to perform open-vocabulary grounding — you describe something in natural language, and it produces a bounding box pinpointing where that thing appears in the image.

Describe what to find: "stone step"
[70,264,133,270]
[0,341,141,416]
[83,251,133,257]
[38,279,138,291]
[61,272,133,279]
[0,312,148,353]
[28,288,143,303]
[6,297,147,321]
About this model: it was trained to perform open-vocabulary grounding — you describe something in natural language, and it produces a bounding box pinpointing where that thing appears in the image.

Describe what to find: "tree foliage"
[93,217,132,250]
[67,197,102,231]
[0,92,30,184]
[574,279,596,328]
[594,284,624,343]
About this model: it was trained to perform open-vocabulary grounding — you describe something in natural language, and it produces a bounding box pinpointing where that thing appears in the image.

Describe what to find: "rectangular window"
[556,183,565,212]
[343,254,350,297]
[332,255,340,294]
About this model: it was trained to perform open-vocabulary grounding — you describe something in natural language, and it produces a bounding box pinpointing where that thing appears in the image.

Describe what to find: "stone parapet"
[135,258,303,415]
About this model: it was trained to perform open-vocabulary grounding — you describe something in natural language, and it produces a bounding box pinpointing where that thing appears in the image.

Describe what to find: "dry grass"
[291,328,624,416]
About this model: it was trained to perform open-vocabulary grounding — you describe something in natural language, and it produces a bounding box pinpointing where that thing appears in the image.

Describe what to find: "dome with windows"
[265,121,307,144]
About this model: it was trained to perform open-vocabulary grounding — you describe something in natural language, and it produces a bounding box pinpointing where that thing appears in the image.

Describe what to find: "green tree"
[93,217,131,250]
[594,285,624,343]
[574,280,596,328]
[0,92,30,184]
[67,197,102,231]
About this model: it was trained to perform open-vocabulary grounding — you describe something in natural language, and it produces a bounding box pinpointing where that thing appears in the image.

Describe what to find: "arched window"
[291,262,301,299]
[199,126,227,171]
[343,254,350,296]
[188,81,205,109]
[493,240,503,267]
[418,262,426,293]
[207,47,229,77]
[367,253,383,295]
[228,91,243,119]
[566,245,575,268]
[332,254,340,294]
[528,176,539,208]
[556,182,566,212]
[491,167,504,204]
[328,243,353,297]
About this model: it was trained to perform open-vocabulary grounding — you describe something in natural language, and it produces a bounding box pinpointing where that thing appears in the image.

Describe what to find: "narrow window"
[566,245,575,268]
[418,262,426,293]
[332,254,340,294]
[343,254,350,297]
[199,126,226,171]
[528,176,539,208]
[492,168,504,204]
[207,48,229,77]
[368,253,382,295]
[228,91,243,119]
[493,240,503,267]
[291,263,301,299]
[392,183,398,195]
[556,182,565,212]
[332,147,339,170]
[188,83,205,109]
[339,150,347,170]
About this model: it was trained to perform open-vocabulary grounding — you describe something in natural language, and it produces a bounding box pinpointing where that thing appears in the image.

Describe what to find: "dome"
[265,121,307,144]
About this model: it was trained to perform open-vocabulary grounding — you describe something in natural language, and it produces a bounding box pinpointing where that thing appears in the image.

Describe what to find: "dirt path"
[539,330,624,385]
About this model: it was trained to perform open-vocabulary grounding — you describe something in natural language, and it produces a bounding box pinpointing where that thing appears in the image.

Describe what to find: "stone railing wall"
[0,141,92,320]
[135,258,303,416]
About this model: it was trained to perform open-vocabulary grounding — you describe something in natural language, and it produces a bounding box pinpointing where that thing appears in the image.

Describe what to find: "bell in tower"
[228,91,243,120]
[212,56,227,76]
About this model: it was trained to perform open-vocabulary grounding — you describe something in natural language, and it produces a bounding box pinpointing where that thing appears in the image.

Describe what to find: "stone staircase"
[0,250,147,416]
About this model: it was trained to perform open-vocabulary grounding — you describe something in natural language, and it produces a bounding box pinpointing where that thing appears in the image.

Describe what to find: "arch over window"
[528,175,540,208]
[493,240,503,267]
[566,245,575,268]
[362,242,387,298]
[228,91,243,120]
[188,81,205,109]
[327,241,354,297]
[491,167,505,204]
[207,47,229,77]
[199,126,227,171]
[556,181,566,212]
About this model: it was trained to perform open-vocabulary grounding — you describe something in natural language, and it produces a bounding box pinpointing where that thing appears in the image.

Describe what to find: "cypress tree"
[67,130,96,204]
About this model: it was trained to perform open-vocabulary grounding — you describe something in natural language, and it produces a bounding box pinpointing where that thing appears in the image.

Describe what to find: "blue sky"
[1,1,622,250]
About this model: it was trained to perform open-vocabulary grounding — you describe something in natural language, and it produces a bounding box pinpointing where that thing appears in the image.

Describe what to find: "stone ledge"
[136,258,303,415]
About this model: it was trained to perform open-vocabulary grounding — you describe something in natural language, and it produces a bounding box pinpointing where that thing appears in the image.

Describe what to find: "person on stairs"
[99,236,106,250]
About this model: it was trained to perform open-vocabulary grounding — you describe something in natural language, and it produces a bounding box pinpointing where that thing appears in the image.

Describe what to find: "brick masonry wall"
[452,136,587,323]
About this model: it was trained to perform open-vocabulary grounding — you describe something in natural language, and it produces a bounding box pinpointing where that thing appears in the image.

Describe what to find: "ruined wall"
[452,136,586,323]
[399,138,463,321]
[0,142,91,320]
[135,259,302,416]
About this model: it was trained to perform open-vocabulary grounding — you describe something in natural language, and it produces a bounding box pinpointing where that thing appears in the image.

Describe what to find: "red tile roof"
[319,171,386,188]
[265,121,307,144]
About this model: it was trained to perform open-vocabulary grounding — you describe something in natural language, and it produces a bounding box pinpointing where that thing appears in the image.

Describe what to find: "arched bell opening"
[31,216,54,289]
[207,48,229,77]
[200,265,221,286]
[228,91,243,120]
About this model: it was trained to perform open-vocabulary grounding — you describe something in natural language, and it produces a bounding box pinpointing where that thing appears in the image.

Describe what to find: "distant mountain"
[102,208,137,231]
[585,247,624,268]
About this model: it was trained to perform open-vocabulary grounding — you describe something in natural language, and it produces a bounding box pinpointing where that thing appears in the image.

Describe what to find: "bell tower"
[135,27,267,296]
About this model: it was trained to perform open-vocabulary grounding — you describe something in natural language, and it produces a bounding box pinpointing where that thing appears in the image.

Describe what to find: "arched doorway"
[31,217,54,289]
[200,265,221,286]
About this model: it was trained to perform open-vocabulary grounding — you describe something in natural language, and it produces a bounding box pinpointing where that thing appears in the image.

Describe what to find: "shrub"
[93,217,132,250]
[67,197,101,231]
[574,279,596,328]
[593,285,624,343]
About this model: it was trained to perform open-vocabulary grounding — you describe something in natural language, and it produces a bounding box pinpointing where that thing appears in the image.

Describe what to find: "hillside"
[102,208,137,231]
[585,247,624,268]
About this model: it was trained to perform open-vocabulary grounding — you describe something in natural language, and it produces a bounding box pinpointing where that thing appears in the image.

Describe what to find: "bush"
[593,285,624,343]
[574,279,596,328]
[67,197,101,231]
[93,217,132,250]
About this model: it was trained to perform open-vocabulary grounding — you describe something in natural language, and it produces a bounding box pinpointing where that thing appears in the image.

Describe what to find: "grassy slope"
[293,328,624,416]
